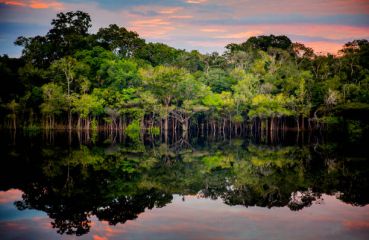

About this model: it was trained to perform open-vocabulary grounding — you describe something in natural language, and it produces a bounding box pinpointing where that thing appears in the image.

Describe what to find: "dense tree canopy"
[1,11,369,136]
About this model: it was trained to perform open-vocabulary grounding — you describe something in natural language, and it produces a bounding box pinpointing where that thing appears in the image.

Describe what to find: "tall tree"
[15,11,92,66]
[40,83,66,129]
[50,56,88,130]
[96,24,145,58]
[140,66,189,132]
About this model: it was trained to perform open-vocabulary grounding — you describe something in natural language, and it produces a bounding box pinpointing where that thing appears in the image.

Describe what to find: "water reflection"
[0,131,369,238]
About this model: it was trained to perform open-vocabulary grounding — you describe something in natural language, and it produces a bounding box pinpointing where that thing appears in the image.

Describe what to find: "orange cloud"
[93,235,108,240]
[103,225,127,237]
[344,220,369,230]
[2,1,25,7]
[0,0,63,9]
[0,189,22,203]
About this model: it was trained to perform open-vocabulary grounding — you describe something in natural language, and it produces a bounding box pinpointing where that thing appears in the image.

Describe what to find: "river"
[0,130,368,239]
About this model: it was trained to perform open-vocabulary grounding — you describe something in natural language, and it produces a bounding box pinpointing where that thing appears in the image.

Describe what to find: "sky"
[1,190,369,240]
[0,0,369,57]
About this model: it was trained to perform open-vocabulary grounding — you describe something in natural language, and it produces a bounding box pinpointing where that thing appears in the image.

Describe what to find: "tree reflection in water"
[1,131,368,236]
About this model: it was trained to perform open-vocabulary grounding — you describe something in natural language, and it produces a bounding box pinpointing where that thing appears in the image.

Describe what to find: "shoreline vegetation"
[1,11,369,139]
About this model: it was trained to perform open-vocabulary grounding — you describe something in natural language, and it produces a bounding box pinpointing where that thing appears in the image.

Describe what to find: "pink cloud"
[128,17,177,38]
[3,222,29,231]
[303,41,344,55]
[219,30,264,39]
[0,0,64,9]
[132,26,176,38]
[199,23,369,53]
[282,24,369,40]
[186,0,208,4]
[30,216,54,230]
[1,0,367,56]
[0,189,22,203]
[187,40,229,47]
[168,15,193,19]
[223,0,369,16]
[212,24,369,41]
[201,28,226,33]
[131,18,171,26]
[158,7,182,14]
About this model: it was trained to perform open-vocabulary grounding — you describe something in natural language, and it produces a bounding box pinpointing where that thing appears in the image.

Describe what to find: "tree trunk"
[296,117,300,132]
[77,117,81,130]
[300,115,305,131]
[182,118,189,139]
[68,111,72,131]
[164,105,169,132]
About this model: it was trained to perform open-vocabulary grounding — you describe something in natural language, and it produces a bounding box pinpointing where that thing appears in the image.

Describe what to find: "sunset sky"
[0,0,368,57]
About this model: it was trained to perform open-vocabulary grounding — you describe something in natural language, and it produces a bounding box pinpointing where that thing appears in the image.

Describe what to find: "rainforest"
[1,11,368,138]
[1,10,369,240]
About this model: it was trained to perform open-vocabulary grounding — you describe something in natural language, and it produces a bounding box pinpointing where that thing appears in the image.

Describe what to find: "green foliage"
[346,120,365,142]
[2,10,369,131]
[72,94,104,119]
[15,11,92,67]
[233,72,259,106]
[249,94,293,119]
[91,118,98,131]
[96,24,145,58]
[202,153,234,172]
[126,120,141,140]
[148,126,160,136]
[105,59,140,88]
[135,42,182,66]
[226,35,292,52]
[233,114,244,124]
[319,116,341,125]
[140,65,189,103]
[40,83,66,116]
[4,131,369,237]
[200,68,235,93]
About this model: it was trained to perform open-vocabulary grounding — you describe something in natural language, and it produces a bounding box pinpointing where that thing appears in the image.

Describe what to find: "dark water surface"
[1,131,369,240]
